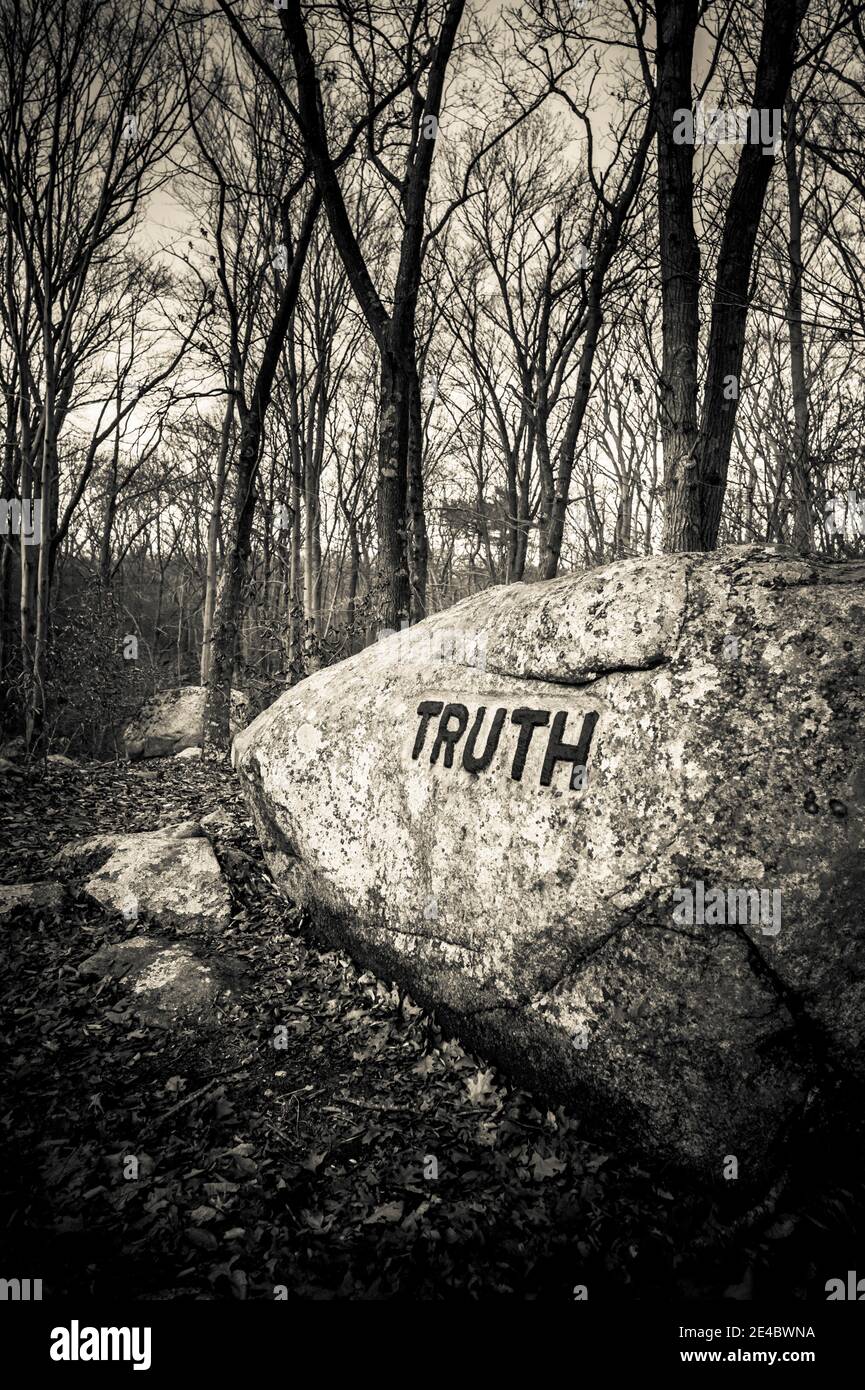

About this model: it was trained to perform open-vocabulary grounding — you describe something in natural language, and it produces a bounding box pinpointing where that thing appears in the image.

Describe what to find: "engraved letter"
[509,708,550,781]
[430,703,470,767]
[539,710,599,788]
[462,706,507,774]
[412,701,444,759]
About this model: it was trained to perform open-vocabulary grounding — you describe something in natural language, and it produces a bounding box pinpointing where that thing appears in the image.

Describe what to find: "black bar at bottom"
[0,1300,860,1377]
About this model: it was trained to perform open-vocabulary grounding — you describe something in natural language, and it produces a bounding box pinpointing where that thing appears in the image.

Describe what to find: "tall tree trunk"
[19,402,37,734]
[658,0,809,551]
[407,357,428,621]
[656,0,702,553]
[0,389,18,682]
[346,518,360,643]
[303,369,326,664]
[514,439,533,580]
[542,311,604,576]
[28,293,60,750]
[176,572,186,685]
[279,0,464,630]
[505,446,519,582]
[377,347,411,629]
[303,461,320,660]
[287,322,304,674]
[154,563,165,658]
[203,190,321,752]
[29,423,55,750]
[288,461,303,675]
[99,386,122,587]
[614,483,634,559]
[542,104,656,577]
[99,492,117,587]
[784,97,812,553]
[201,386,235,681]
[203,407,259,751]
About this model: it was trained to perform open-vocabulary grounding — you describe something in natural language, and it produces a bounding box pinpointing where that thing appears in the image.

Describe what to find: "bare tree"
[654,0,810,552]
[0,0,200,745]
[272,0,466,629]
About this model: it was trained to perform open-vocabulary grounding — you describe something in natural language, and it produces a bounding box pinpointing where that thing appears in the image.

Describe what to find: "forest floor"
[0,756,862,1301]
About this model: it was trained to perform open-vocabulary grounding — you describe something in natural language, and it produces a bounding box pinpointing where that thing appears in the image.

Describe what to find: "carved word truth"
[412,701,599,790]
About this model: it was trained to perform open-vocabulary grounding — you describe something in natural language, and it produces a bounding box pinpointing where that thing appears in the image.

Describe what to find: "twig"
[148,1064,252,1132]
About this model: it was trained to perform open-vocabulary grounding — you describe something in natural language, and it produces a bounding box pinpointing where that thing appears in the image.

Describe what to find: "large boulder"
[122,686,248,760]
[233,545,865,1177]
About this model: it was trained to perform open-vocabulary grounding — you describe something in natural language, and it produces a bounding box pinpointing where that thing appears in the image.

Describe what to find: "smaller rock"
[54,821,201,870]
[0,881,65,923]
[175,746,202,760]
[123,686,248,760]
[56,826,231,932]
[79,937,224,1025]
[46,754,77,767]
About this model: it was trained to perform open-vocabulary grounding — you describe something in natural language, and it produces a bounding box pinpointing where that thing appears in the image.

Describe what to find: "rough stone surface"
[0,881,65,922]
[122,686,248,760]
[56,823,230,932]
[234,545,865,1175]
[79,936,224,1024]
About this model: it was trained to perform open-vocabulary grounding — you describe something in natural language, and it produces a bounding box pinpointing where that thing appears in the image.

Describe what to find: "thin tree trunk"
[659,0,809,551]
[99,405,121,587]
[201,385,235,681]
[279,0,464,630]
[203,406,260,750]
[346,518,360,642]
[287,322,304,673]
[505,446,519,582]
[203,190,321,751]
[29,294,58,750]
[785,97,812,553]
[303,376,324,663]
[0,386,18,681]
[407,356,428,621]
[19,400,37,732]
[656,0,702,553]
[514,438,533,580]
[176,573,185,685]
[377,348,411,628]
[542,104,656,577]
